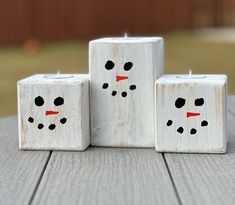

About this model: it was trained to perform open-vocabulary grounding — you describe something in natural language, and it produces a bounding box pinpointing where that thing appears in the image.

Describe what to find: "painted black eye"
[35,96,44,106]
[124,62,133,71]
[105,60,115,70]
[54,97,64,106]
[175,97,186,109]
[195,98,204,106]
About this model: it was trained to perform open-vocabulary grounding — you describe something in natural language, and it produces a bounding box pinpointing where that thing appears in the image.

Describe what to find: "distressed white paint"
[18,74,90,151]
[89,37,164,147]
[155,74,227,153]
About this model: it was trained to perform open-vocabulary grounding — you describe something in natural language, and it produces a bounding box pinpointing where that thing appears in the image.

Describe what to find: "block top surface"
[156,74,227,85]
[18,74,90,84]
[90,37,163,44]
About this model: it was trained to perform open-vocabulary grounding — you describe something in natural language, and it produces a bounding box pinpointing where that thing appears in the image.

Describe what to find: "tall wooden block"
[155,74,227,153]
[18,74,90,151]
[90,37,164,147]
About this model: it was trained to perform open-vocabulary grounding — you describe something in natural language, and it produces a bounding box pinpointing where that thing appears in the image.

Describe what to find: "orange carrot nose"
[45,111,59,116]
[187,112,200,118]
[116,75,128,82]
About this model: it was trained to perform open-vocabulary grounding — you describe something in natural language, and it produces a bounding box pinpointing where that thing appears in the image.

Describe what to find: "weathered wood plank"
[164,96,235,205]
[32,148,179,205]
[0,116,50,205]
[155,74,227,153]
[89,38,163,147]
[18,74,90,151]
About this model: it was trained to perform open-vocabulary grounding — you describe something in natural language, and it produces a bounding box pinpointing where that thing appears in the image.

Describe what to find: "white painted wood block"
[155,74,227,153]
[18,74,90,151]
[89,37,164,147]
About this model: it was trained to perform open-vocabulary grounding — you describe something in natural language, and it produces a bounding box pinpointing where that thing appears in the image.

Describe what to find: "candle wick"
[124,33,128,38]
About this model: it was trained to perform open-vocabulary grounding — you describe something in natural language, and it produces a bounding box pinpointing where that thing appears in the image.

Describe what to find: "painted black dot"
[201,120,208,127]
[102,83,109,89]
[175,97,186,109]
[124,62,133,71]
[54,97,64,106]
[38,123,44,129]
[129,85,136,90]
[166,120,173,126]
[190,128,197,135]
[48,124,56,130]
[122,92,127,97]
[105,60,115,70]
[177,127,184,134]
[28,117,34,123]
[35,96,44,106]
[111,91,117,96]
[195,98,204,106]
[60,118,67,124]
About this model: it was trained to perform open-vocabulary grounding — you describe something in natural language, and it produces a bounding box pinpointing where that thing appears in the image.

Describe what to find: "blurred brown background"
[0,0,235,116]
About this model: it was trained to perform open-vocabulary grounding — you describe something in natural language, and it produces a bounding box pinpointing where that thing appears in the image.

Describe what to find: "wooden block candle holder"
[155,74,227,153]
[18,74,90,151]
[89,37,164,147]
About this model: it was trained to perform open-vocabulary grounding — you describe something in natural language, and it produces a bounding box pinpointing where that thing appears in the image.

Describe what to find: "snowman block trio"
[155,74,227,153]
[18,74,90,151]
[89,37,163,147]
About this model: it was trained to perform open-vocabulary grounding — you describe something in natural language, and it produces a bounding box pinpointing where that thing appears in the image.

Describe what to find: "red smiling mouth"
[116,75,128,82]
[187,112,200,118]
[45,111,59,116]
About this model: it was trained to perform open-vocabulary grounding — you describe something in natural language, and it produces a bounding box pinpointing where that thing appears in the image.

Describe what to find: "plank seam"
[28,151,52,205]
[162,153,182,205]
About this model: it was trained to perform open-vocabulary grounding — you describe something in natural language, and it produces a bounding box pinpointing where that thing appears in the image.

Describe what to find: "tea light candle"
[155,73,227,153]
[89,36,164,147]
[18,73,90,151]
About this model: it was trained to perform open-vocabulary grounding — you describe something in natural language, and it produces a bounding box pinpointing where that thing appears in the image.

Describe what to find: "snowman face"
[101,60,137,97]
[166,97,208,134]
[27,96,67,130]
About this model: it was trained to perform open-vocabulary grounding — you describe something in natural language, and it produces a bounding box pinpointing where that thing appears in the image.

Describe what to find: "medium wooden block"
[89,37,164,147]
[155,74,227,153]
[18,74,90,151]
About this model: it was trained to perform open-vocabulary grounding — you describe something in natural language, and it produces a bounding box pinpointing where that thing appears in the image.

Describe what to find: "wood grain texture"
[0,116,50,205]
[155,75,227,153]
[164,96,235,205]
[31,148,179,205]
[89,37,164,147]
[18,74,90,151]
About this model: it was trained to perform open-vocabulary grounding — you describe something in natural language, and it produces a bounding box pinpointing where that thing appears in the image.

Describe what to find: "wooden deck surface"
[0,96,235,205]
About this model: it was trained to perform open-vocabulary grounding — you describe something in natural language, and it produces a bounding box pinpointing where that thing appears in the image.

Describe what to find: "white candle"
[89,36,164,147]
[155,74,227,153]
[17,74,90,151]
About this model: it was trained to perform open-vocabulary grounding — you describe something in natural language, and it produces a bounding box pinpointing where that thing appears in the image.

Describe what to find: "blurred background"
[0,0,234,116]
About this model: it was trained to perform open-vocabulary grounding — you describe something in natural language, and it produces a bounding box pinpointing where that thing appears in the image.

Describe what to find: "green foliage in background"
[0,31,234,116]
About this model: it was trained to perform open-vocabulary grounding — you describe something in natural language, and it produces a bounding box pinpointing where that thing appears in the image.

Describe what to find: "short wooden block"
[18,74,90,151]
[155,74,227,153]
[89,37,164,147]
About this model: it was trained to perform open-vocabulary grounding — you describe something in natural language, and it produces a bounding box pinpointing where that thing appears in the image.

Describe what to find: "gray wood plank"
[32,148,179,205]
[0,116,50,205]
[164,96,235,205]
